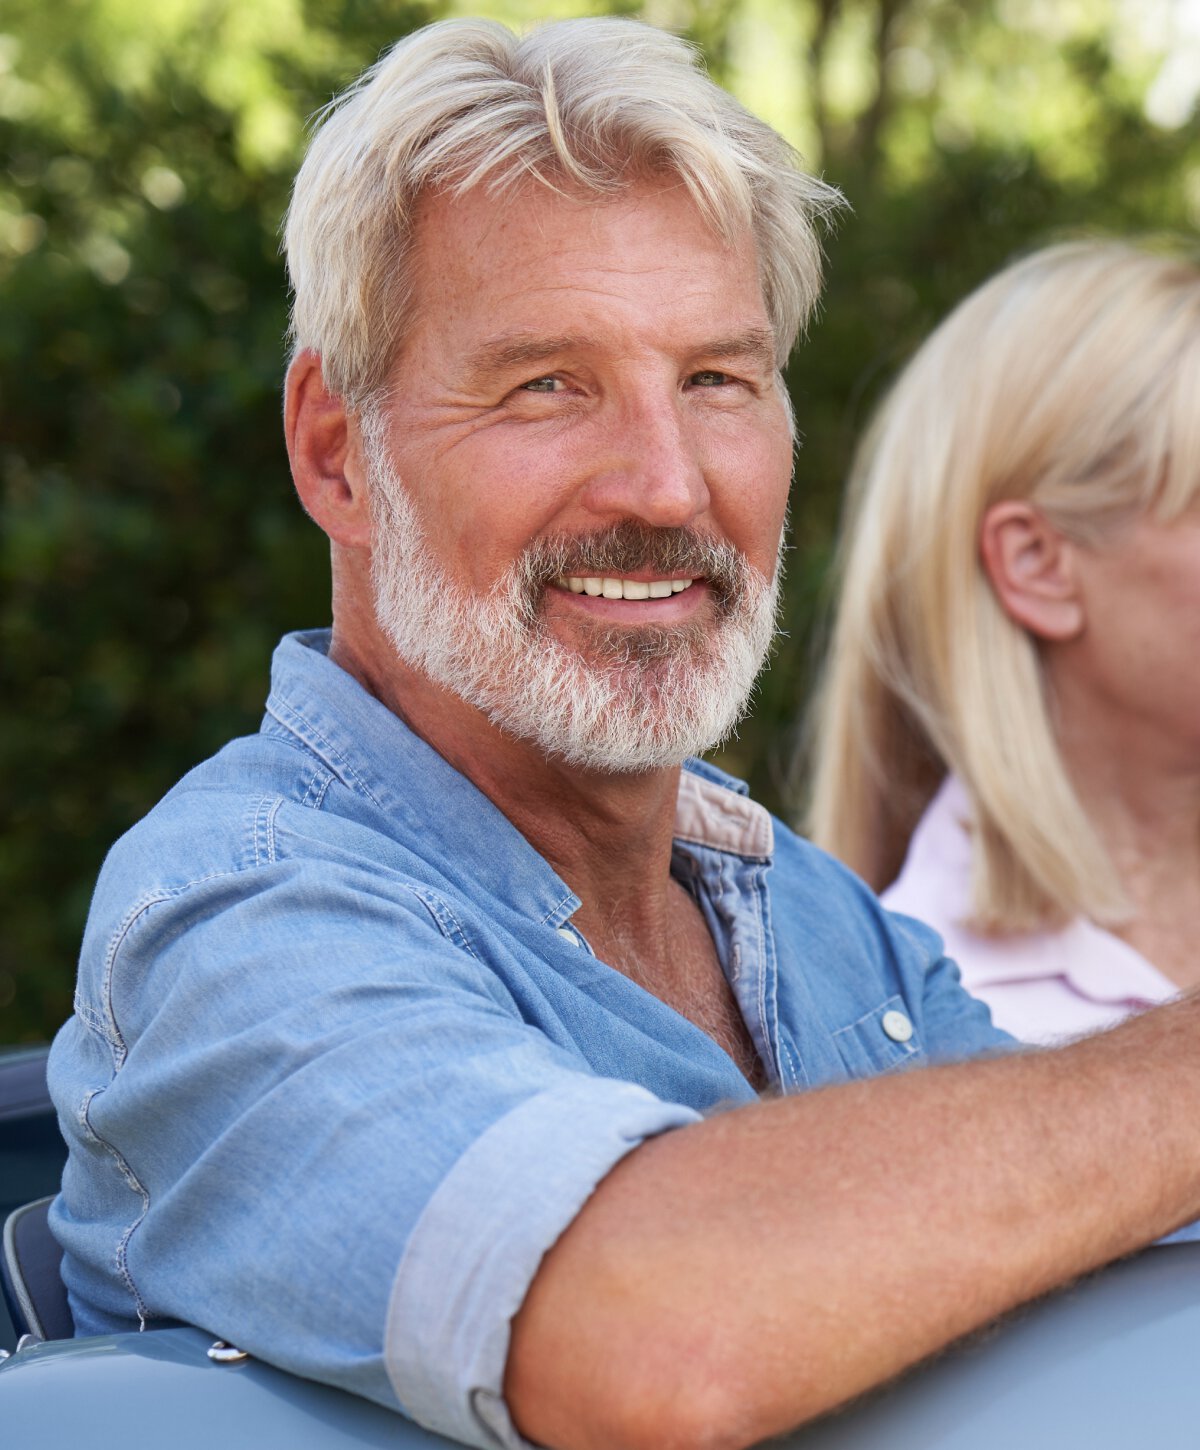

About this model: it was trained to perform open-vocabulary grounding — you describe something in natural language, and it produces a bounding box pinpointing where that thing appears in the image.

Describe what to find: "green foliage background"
[2,0,1198,1041]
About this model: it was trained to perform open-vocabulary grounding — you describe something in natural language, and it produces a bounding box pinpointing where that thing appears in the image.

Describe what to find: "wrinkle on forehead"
[460,326,779,388]
[423,174,754,279]
[397,176,769,379]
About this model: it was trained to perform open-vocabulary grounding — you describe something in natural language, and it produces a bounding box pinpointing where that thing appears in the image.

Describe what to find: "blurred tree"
[1,0,1197,1040]
[0,0,439,1039]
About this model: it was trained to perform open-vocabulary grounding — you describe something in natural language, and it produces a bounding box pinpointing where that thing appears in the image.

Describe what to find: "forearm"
[507,994,1200,1450]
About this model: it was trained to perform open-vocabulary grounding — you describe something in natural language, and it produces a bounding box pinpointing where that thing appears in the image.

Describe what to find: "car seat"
[1,1196,73,1342]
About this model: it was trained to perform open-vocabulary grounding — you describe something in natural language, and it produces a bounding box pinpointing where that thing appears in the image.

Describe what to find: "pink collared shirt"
[881,776,1176,1045]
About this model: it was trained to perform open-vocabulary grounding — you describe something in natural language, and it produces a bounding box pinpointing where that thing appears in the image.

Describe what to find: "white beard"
[363,416,781,773]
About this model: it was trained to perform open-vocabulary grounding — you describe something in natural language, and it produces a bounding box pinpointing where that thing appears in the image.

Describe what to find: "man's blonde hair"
[807,240,1200,931]
[284,16,842,409]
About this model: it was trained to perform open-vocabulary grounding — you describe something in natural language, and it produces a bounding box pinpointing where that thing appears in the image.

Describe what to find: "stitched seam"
[410,888,482,960]
[78,1082,150,1327]
[99,867,273,1062]
[538,888,578,926]
[300,772,320,809]
[73,995,109,1036]
[754,867,770,1074]
[299,764,331,809]
[265,696,382,808]
[752,863,790,1086]
[253,726,333,768]
[252,795,282,867]
[99,897,162,1065]
[672,830,770,862]
[832,998,922,1058]
[266,797,279,863]
[833,996,905,1036]
[87,853,288,1326]
[300,767,335,811]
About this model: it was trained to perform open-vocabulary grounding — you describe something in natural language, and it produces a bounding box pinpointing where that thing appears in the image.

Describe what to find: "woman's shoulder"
[880,775,974,926]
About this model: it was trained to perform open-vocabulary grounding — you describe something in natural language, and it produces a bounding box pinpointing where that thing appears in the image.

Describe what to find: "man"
[48,17,1200,1450]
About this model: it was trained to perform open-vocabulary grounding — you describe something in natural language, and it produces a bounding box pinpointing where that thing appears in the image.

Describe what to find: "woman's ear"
[283,350,372,549]
[979,500,1085,642]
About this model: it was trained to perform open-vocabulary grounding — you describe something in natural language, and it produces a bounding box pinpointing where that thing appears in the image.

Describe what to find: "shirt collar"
[263,630,773,923]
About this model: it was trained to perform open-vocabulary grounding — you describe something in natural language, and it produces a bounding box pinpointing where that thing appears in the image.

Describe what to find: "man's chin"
[537,597,735,671]
[480,658,752,774]
[505,724,710,776]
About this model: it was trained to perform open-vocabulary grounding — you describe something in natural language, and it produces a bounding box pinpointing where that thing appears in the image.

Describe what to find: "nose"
[579,393,711,528]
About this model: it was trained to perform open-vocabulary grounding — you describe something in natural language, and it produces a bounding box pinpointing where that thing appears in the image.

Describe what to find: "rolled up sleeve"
[386,1078,699,1449]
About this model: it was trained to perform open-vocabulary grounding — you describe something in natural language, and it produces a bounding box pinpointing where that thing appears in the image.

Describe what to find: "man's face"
[364,177,794,771]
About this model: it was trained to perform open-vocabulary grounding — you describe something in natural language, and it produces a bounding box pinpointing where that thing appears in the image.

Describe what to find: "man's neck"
[329,619,685,940]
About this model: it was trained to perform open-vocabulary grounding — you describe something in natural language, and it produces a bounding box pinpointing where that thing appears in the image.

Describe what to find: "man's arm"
[508,994,1200,1450]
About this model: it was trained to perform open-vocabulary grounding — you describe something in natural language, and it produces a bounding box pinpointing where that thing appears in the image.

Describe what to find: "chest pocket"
[832,994,923,1077]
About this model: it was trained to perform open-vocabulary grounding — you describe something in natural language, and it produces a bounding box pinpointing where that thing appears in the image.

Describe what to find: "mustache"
[512,522,752,612]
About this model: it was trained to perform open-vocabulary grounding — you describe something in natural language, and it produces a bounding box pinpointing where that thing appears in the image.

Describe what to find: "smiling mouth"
[552,575,696,600]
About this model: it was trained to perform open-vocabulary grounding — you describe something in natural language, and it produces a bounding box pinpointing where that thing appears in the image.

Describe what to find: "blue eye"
[520,376,560,393]
[691,370,732,387]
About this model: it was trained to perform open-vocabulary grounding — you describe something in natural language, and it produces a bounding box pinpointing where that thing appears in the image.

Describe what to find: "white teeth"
[556,575,697,600]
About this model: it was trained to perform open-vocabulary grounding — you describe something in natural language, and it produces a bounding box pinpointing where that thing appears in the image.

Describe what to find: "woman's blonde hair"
[284,16,842,409]
[807,240,1200,932]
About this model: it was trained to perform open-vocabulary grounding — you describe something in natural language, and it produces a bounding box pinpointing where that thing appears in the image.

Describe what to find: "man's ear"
[978,500,1085,642]
[284,350,372,548]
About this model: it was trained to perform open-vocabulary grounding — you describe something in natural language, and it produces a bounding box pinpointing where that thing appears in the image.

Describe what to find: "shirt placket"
[683,847,789,1093]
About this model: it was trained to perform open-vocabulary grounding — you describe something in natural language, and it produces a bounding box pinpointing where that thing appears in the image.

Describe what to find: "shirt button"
[555,926,580,947]
[881,1009,913,1044]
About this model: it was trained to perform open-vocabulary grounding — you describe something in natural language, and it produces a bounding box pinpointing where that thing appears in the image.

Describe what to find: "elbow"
[509,1314,809,1450]
[594,1350,800,1450]
[612,1327,825,1450]
[607,1380,770,1450]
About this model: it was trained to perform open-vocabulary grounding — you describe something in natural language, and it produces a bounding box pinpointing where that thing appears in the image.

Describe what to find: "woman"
[807,240,1200,1044]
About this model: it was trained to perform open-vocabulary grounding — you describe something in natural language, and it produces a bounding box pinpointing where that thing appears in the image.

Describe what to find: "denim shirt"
[48,629,1006,1450]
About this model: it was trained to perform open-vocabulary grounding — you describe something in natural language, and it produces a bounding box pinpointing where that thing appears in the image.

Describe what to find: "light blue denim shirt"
[49,629,1008,1449]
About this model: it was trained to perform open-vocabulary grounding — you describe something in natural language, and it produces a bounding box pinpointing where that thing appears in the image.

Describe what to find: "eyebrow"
[701,328,778,371]
[460,326,779,383]
[461,335,593,382]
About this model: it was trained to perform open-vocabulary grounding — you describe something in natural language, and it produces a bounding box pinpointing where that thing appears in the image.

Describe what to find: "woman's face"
[1050,498,1200,770]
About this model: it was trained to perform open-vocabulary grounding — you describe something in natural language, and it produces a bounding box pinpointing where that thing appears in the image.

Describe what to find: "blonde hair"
[807,240,1200,932]
[284,16,842,408]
